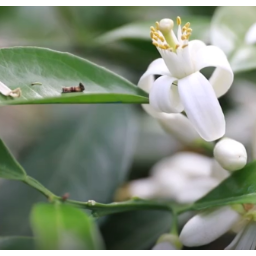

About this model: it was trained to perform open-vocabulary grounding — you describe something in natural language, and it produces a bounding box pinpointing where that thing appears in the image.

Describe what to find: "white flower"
[138,17,234,141]
[245,23,256,45]
[127,152,229,204]
[180,204,256,250]
[214,138,247,171]
[0,81,21,98]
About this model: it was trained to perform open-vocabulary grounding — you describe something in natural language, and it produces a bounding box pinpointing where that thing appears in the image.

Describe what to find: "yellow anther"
[186,28,192,33]
[177,16,181,25]
[164,44,170,49]
[182,27,186,33]
[153,36,158,41]
[169,47,173,52]
[150,31,154,38]
[152,42,159,47]
[182,44,188,48]
[155,21,159,30]
[150,26,156,32]
[175,44,180,49]
[185,22,190,28]
[159,36,165,42]
[181,35,186,40]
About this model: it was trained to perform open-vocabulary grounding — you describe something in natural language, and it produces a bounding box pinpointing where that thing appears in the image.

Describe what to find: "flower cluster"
[134,16,256,250]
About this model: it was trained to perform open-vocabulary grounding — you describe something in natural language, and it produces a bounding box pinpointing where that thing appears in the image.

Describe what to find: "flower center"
[233,204,256,221]
[150,16,192,53]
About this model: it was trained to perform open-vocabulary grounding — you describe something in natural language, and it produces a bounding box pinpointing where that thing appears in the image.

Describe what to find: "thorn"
[61,193,70,201]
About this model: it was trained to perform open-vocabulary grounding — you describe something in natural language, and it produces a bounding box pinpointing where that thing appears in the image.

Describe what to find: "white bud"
[214,138,247,171]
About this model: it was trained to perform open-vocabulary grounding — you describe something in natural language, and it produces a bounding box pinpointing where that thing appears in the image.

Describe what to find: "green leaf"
[192,161,256,210]
[211,6,256,72]
[94,16,211,45]
[0,139,26,180]
[0,237,34,250]
[31,203,103,250]
[0,47,148,105]
[0,105,138,235]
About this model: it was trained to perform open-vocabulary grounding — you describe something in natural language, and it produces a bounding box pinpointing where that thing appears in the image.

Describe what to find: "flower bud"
[214,138,247,171]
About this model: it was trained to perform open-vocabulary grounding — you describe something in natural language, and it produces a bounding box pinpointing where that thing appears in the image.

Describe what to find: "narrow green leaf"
[31,203,103,250]
[0,139,26,180]
[192,161,256,210]
[0,47,148,105]
[0,237,34,250]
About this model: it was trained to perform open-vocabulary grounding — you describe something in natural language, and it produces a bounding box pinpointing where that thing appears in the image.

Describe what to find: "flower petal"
[195,45,234,98]
[158,113,200,144]
[225,222,256,250]
[178,71,225,141]
[138,58,170,93]
[150,75,183,113]
[245,23,256,45]
[180,206,241,247]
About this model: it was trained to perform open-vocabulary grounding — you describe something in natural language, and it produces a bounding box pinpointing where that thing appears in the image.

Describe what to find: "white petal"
[195,45,234,98]
[225,222,256,250]
[214,138,247,171]
[158,113,200,144]
[178,72,225,141]
[128,178,158,199]
[189,40,206,54]
[245,23,256,45]
[211,160,230,182]
[150,75,183,113]
[174,177,219,204]
[180,206,241,247]
[138,58,170,93]
[151,152,213,178]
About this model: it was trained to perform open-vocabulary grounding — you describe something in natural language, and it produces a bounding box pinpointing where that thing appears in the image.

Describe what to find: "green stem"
[23,176,57,202]
[66,198,175,217]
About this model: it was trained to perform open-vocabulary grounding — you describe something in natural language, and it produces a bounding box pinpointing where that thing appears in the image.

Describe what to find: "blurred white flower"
[128,152,229,204]
[138,17,233,141]
[245,23,256,45]
[214,138,247,171]
[225,80,256,147]
[180,204,256,250]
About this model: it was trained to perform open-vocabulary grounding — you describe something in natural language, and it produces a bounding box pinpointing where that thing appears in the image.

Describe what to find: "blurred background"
[0,6,256,250]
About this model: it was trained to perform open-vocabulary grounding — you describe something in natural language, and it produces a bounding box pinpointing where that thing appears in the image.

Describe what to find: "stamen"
[185,22,190,28]
[150,26,156,32]
[175,44,180,49]
[153,36,158,41]
[150,31,154,38]
[159,35,165,42]
[181,35,186,40]
[155,21,159,30]
[182,27,186,33]
[176,16,181,25]
[152,42,159,47]
[186,28,192,33]
[243,204,254,212]
[169,47,173,52]
[182,44,188,48]
[164,43,170,49]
